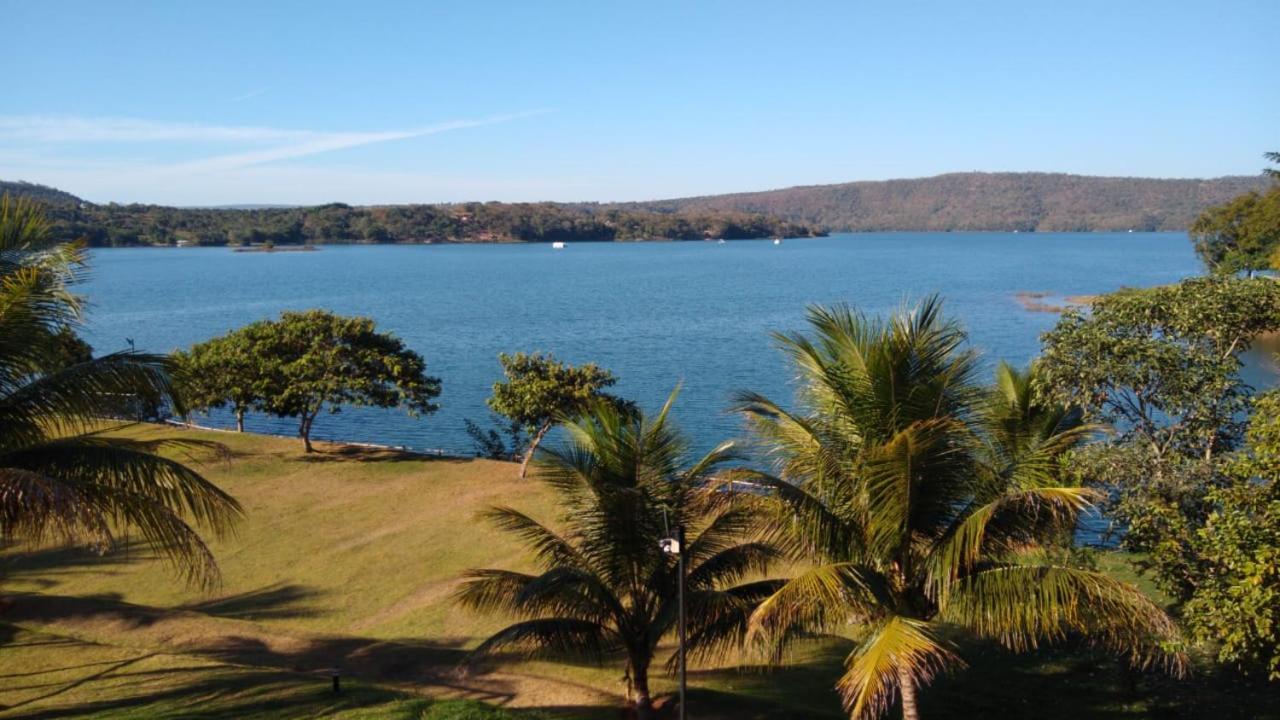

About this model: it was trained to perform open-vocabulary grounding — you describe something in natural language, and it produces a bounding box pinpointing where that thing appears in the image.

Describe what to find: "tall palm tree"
[456,392,782,719]
[734,299,1183,720]
[0,195,241,587]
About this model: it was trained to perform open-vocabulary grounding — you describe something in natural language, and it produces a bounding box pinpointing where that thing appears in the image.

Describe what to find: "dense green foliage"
[1189,156,1280,274]
[734,300,1182,720]
[627,172,1270,232]
[174,311,440,452]
[174,329,273,432]
[0,180,82,205]
[2,182,821,246]
[1039,277,1280,602]
[485,352,629,476]
[1182,392,1280,679]
[0,195,241,586]
[1040,276,1280,458]
[457,393,783,720]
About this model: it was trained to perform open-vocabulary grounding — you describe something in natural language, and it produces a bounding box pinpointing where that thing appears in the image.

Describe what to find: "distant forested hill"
[0,182,821,246]
[1,172,1269,245]
[619,172,1272,232]
[0,180,84,206]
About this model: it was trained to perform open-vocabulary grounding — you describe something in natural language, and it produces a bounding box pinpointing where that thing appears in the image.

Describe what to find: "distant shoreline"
[90,229,1191,251]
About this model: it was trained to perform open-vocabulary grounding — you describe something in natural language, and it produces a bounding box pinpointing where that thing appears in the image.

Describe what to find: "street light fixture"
[660,524,687,720]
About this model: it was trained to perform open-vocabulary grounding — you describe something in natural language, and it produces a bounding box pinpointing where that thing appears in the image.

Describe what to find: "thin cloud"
[0,110,552,176]
[0,115,308,143]
[165,111,549,174]
[230,88,269,103]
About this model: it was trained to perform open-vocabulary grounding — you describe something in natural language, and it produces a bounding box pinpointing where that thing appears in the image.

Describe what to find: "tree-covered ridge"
[622,172,1272,232]
[0,180,84,206]
[0,185,823,247]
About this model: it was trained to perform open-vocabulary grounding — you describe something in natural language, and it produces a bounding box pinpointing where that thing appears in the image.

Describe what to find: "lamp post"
[661,524,687,720]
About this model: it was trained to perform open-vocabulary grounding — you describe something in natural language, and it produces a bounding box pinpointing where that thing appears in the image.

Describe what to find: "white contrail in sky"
[167,112,549,173]
[0,110,551,172]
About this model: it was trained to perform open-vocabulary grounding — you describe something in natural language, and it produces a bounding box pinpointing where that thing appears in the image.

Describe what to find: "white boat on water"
[552,241,566,249]
[772,238,782,245]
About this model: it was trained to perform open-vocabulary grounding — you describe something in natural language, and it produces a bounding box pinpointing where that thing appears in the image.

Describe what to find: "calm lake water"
[83,233,1217,457]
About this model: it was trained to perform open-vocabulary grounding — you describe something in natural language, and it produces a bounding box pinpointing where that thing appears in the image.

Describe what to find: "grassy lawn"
[1,423,1275,719]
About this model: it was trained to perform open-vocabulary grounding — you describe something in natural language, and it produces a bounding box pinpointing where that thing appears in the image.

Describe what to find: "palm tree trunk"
[630,657,654,720]
[899,668,920,720]
[518,421,553,478]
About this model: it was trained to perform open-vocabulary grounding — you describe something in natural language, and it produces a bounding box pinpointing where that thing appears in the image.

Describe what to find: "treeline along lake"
[82,232,1273,462]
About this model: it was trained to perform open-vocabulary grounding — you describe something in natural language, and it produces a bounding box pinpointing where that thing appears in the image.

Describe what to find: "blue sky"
[2,0,1276,205]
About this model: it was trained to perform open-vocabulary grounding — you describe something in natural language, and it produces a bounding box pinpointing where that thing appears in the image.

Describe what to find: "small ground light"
[330,668,341,693]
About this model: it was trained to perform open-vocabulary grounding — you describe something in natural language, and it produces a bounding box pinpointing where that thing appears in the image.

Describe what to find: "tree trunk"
[631,661,654,720]
[236,408,245,433]
[299,412,316,453]
[899,668,920,720]
[518,421,553,478]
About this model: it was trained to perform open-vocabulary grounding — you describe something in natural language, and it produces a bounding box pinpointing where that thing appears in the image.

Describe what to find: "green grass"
[1,423,1276,719]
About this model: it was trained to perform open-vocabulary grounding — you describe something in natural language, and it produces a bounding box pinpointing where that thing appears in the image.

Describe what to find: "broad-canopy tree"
[1182,391,1280,680]
[0,195,241,587]
[456,392,782,719]
[173,326,273,432]
[246,310,439,452]
[1190,153,1280,275]
[1040,276,1280,461]
[487,352,629,477]
[735,300,1183,720]
[1039,276,1280,601]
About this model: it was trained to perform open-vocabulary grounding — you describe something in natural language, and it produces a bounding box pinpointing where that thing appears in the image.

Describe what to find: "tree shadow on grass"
[0,662,432,720]
[179,583,323,622]
[291,444,478,465]
[1,544,143,588]
[1,591,518,702]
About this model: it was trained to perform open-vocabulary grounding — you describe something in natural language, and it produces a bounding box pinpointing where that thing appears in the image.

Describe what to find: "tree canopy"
[457,392,781,720]
[1039,276,1280,460]
[1189,152,1280,275]
[487,352,629,477]
[735,300,1181,720]
[1039,276,1280,604]
[1182,391,1280,680]
[177,310,440,452]
[173,327,274,432]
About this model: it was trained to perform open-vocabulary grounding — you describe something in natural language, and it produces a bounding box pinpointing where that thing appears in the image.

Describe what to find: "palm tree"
[0,195,241,587]
[734,299,1184,720]
[455,392,782,719]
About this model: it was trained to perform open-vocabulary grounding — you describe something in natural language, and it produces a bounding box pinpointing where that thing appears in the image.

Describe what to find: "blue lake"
[82,233,1218,456]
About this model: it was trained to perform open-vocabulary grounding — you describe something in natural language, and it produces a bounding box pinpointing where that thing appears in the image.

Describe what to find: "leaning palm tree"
[0,195,241,587]
[456,392,782,719]
[735,299,1184,720]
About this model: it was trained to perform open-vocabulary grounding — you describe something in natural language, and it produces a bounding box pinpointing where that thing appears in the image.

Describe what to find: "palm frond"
[469,618,615,663]
[940,564,1186,674]
[837,616,961,720]
[0,353,180,446]
[748,562,886,659]
[676,579,788,667]
[925,486,1099,599]
[479,506,587,570]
